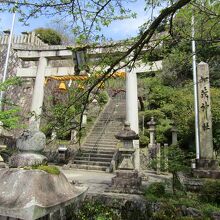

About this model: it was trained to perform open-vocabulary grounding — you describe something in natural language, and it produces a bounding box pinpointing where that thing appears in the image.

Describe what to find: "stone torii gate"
[15,45,162,170]
[15,46,75,127]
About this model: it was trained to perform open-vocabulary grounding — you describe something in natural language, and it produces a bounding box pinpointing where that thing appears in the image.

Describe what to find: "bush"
[152,202,179,220]
[97,91,109,105]
[199,180,220,204]
[66,201,120,220]
[145,182,166,197]
[139,134,149,148]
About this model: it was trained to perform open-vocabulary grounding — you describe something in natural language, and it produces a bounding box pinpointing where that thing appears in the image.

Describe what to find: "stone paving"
[61,167,172,195]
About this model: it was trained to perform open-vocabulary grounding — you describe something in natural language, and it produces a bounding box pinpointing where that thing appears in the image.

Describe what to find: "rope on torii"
[46,71,126,81]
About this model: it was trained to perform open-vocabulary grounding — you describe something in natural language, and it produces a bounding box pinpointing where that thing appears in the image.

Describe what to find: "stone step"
[80,148,115,154]
[93,124,115,126]
[89,132,117,135]
[83,145,116,152]
[74,156,112,162]
[91,128,119,132]
[75,152,114,158]
[85,138,117,143]
[85,141,118,145]
[71,98,125,172]
[70,164,107,171]
[85,135,116,139]
[73,160,110,166]
[84,143,116,147]
[86,137,116,141]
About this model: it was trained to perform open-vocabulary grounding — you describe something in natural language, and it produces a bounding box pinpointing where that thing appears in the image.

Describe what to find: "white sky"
[0,0,155,40]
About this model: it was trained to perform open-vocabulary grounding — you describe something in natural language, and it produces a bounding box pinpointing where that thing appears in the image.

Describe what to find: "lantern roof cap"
[115,121,139,140]
[147,116,156,126]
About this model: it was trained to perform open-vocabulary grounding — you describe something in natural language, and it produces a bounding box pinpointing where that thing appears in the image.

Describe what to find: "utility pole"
[191,11,200,159]
[0,8,16,110]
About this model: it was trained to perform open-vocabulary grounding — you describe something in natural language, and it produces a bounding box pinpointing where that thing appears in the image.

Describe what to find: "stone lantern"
[147,116,156,148]
[110,122,142,194]
[115,121,139,170]
[0,121,88,219]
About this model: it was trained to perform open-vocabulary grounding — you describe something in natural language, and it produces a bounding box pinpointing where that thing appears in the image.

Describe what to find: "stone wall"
[0,44,34,136]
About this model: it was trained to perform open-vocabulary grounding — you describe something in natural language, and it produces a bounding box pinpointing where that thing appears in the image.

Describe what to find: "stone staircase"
[72,97,126,172]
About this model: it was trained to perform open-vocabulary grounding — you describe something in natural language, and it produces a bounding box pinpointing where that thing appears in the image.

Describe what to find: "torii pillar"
[126,69,140,171]
[29,56,47,129]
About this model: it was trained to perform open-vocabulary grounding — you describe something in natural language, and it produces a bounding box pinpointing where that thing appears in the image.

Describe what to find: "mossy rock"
[24,165,60,175]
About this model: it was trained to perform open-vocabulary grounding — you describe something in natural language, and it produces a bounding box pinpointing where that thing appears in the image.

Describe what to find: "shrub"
[97,91,109,105]
[66,201,120,220]
[199,180,220,204]
[145,182,166,197]
[139,134,149,148]
[152,202,179,220]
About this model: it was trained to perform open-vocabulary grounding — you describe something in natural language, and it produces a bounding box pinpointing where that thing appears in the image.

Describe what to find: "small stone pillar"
[171,123,178,145]
[163,143,169,173]
[0,144,6,168]
[110,122,142,194]
[0,122,8,168]
[147,117,156,148]
[82,108,88,127]
[51,130,57,141]
[71,129,77,143]
[0,121,3,135]
[156,143,161,175]
[21,31,28,44]
[3,30,10,44]
[70,119,78,143]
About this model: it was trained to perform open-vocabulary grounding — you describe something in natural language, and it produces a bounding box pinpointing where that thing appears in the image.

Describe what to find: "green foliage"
[144,182,220,219]
[199,180,220,204]
[167,145,189,194]
[211,88,220,156]
[151,202,180,220]
[150,145,189,194]
[160,3,220,87]
[0,108,20,129]
[0,77,22,129]
[139,77,220,152]
[96,91,109,106]
[67,201,120,220]
[34,28,62,45]
[145,182,166,197]
[0,77,22,91]
[139,78,194,147]
[167,145,188,174]
[139,133,149,147]
[41,83,88,139]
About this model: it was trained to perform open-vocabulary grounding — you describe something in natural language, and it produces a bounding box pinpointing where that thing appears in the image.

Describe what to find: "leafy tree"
[34,28,62,45]
[139,77,220,153]
[160,2,220,87]
[2,0,217,140]
[0,77,22,129]
[166,145,189,194]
